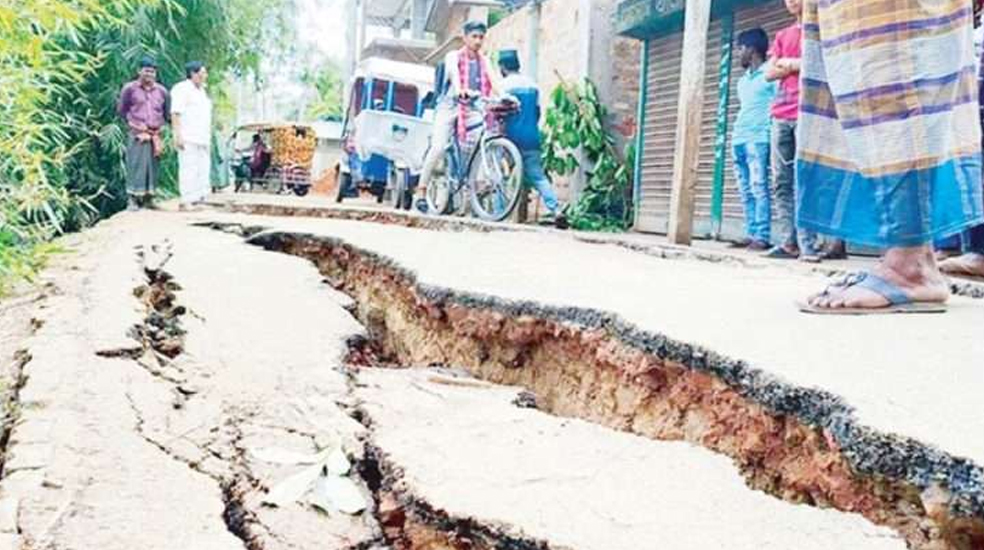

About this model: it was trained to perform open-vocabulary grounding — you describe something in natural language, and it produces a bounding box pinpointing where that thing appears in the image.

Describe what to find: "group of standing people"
[732,0,984,314]
[118,57,214,211]
[731,0,843,262]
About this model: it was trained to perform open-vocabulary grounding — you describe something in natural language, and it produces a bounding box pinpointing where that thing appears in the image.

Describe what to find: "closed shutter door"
[635,23,723,235]
[692,21,725,236]
[720,2,796,238]
[636,32,683,233]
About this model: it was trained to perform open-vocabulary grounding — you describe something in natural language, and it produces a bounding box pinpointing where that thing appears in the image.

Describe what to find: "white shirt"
[171,79,213,146]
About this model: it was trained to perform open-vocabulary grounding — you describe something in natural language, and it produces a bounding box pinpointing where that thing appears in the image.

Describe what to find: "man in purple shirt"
[117,57,169,210]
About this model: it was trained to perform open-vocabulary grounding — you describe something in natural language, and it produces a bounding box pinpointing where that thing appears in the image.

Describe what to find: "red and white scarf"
[456,47,492,141]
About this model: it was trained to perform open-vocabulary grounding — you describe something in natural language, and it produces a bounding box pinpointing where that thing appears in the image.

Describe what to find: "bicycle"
[424,97,524,222]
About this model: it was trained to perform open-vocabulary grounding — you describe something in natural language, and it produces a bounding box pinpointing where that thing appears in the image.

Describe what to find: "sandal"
[798,272,947,315]
[799,253,822,264]
[819,248,848,261]
[763,246,799,260]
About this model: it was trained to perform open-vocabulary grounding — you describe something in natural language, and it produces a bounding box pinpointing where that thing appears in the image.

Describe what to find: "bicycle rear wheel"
[468,137,524,222]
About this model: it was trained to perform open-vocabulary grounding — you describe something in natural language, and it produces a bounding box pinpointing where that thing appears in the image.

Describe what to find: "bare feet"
[807,246,949,311]
[939,253,984,280]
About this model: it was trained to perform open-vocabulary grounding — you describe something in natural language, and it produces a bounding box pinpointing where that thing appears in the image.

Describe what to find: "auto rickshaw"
[337,57,435,208]
[228,123,315,197]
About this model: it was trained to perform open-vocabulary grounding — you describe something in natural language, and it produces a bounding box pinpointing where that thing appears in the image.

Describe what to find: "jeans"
[772,119,817,253]
[521,150,559,214]
[966,224,984,254]
[732,142,771,243]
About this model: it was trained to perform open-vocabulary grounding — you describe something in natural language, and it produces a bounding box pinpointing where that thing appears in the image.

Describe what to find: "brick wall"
[608,37,642,147]
[480,0,642,212]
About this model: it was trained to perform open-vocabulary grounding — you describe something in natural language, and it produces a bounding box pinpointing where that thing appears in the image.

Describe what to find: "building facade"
[618,0,795,238]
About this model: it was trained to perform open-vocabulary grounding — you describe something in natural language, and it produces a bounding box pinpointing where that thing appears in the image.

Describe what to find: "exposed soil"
[239,229,984,550]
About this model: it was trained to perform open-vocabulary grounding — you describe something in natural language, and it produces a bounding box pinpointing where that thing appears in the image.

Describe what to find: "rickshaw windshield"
[348,78,421,118]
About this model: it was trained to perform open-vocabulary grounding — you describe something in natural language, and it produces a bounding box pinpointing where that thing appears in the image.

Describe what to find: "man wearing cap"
[118,56,170,210]
[419,20,499,198]
[498,50,565,227]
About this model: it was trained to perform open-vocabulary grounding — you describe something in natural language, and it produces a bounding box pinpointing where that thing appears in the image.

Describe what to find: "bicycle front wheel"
[468,137,524,222]
[425,164,453,215]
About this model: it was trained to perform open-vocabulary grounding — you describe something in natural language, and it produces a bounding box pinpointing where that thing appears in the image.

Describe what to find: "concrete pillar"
[411,0,427,39]
[577,0,592,80]
[345,0,359,82]
[526,1,541,82]
[588,0,614,119]
[357,0,367,64]
[467,6,490,25]
[668,0,713,245]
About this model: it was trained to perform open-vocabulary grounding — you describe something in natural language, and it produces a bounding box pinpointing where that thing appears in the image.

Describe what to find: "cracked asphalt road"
[0,212,374,549]
[1,206,979,549]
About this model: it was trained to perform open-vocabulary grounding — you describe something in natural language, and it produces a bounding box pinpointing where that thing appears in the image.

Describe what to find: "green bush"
[542,78,634,232]
[0,0,294,296]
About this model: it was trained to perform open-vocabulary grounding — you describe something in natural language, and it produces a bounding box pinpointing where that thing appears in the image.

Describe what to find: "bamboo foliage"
[0,0,294,294]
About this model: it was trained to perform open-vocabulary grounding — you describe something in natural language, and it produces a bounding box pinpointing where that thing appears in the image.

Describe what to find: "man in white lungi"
[171,61,213,208]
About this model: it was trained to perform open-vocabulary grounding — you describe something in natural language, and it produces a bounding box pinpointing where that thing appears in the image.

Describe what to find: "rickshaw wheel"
[293,185,310,197]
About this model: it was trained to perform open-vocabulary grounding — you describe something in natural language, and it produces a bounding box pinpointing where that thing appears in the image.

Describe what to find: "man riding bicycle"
[419,20,499,195]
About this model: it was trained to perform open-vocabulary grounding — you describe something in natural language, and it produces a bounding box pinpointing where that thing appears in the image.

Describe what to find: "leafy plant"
[0,0,296,295]
[304,61,345,120]
[542,78,634,232]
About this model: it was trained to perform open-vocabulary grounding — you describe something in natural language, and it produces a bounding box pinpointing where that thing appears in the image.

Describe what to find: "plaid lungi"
[125,136,159,196]
[796,0,984,247]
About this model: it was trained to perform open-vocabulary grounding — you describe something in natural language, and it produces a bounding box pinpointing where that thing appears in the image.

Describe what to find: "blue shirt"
[501,73,542,151]
[732,66,776,146]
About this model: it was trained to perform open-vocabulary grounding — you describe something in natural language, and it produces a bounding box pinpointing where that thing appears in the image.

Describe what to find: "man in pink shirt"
[763,0,820,261]
[118,57,169,211]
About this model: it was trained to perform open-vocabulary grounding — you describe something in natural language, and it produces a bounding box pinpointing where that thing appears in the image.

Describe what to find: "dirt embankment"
[237,228,983,550]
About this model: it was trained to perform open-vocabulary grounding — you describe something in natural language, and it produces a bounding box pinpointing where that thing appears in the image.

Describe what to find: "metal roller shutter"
[635,22,723,235]
[635,33,683,234]
[720,2,797,238]
[693,21,725,236]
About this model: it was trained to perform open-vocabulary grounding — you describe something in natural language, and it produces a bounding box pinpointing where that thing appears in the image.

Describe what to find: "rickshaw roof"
[236,122,313,133]
[353,57,434,92]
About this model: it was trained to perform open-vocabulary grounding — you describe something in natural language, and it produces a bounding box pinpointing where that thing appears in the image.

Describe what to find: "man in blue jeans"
[731,28,776,250]
[498,50,567,228]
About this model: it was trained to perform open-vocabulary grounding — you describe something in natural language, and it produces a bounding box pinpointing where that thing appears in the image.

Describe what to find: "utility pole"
[345,0,359,83]
[667,0,712,245]
[411,0,427,40]
[526,0,541,81]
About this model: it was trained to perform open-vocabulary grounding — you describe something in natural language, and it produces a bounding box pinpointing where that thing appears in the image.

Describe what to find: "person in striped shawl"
[798,0,984,313]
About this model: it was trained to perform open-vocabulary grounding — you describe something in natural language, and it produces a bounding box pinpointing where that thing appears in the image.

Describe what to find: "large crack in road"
[112,242,268,549]
[111,239,381,550]
[206,225,982,550]
[1,211,977,549]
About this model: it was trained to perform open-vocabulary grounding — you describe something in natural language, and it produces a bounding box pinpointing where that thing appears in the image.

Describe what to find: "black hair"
[139,56,158,69]
[737,28,769,58]
[463,20,487,35]
[185,60,206,78]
